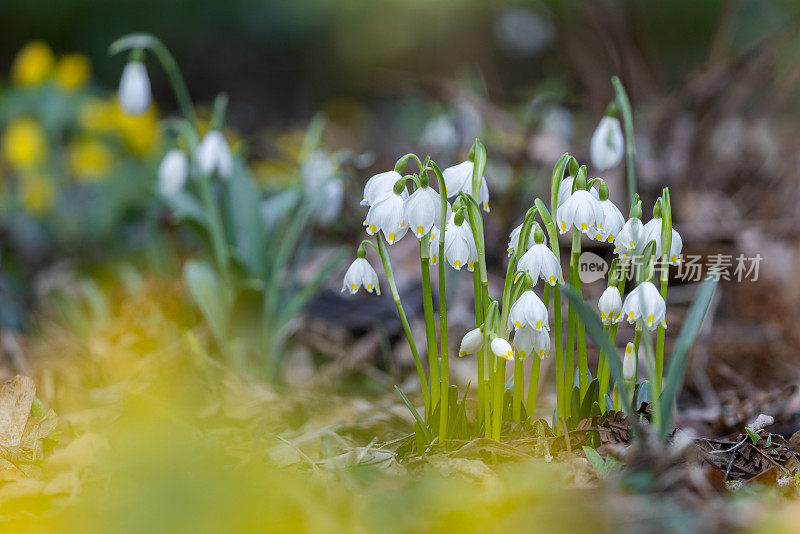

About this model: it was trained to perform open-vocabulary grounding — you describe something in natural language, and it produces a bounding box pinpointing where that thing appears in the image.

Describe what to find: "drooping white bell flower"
[513,326,550,360]
[508,290,549,332]
[442,160,490,212]
[361,170,407,206]
[622,342,636,381]
[490,337,514,360]
[556,189,603,235]
[157,149,188,197]
[118,61,151,116]
[507,224,533,257]
[556,176,574,208]
[300,150,344,225]
[443,213,477,271]
[621,281,666,331]
[197,130,234,180]
[459,327,483,356]
[364,191,408,245]
[614,217,644,257]
[641,218,683,265]
[341,257,380,295]
[517,244,563,286]
[404,183,446,239]
[598,286,622,325]
[594,198,625,243]
[590,116,624,171]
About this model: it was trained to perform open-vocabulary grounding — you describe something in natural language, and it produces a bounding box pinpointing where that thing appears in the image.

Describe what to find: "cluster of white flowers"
[155,131,235,198]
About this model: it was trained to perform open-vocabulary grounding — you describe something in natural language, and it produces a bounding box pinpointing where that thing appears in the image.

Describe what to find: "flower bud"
[490,337,514,360]
[118,61,151,116]
[459,328,483,356]
[598,286,622,325]
[623,342,636,381]
[157,149,188,197]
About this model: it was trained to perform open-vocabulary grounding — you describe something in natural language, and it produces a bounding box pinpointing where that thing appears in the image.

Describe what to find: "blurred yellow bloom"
[11,41,55,86]
[69,139,113,181]
[79,98,117,133]
[114,103,159,156]
[18,173,56,216]
[55,53,92,91]
[2,117,47,169]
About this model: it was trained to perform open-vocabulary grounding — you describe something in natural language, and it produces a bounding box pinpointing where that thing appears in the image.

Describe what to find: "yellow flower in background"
[18,173,56,216]
[69,139,113,181]
[55,53,91,91]
[79,98,117,133]
[11,41,55,86]
[2,117,47,169]
[114,103,159,156]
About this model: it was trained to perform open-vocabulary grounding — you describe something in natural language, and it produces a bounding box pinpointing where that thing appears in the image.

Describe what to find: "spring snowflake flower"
[642,218,683,265]
[364,190,408,244]
[508,291,549,332]
[556,189,603,235]
[598,286,622,325]
[459,328,483,356]
[404,183,447,239]
[442,160,490,212]
[556,176,574,208]
[513,326,550,359]
[623,342,636,381]
[342,257,380,295]
[361,170,407,206]
[443,213,477,271]
[614,217,644,257]
[118,61,151,116]
[594,198,625,243]
[590,116,624,171]
[517,243,562,286]
[507,224,533,257]
[621,281,666,331]
[158,149,188,197]
[197,130,234,180]
[491,337,514,360]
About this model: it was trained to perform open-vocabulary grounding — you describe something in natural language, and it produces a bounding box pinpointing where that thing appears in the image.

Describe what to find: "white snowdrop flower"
[157,149,188,197]
[621,281,666,331]
[507,224,532,257]
[614,217,644,257]
[428,226,440,265]
[459,327,483,356]
[556,189,603,235]
[517,243,562,286]
[642,218,683,265]
[443,214,477,271]
[594,198,625,243]
[364,191,408,244]
[598,286,622,325]
[556,176,574,208]
[404,184,445,239]
[341,257,380,295]
[513,326,550,360]
[118,61,151,116]
[442,160,490,212]
[622,342,636,381]
[508,290,549,332]
[197,130,234,179]
[490,337,514,360]
[590,116,624,171]
[361,170,406,206]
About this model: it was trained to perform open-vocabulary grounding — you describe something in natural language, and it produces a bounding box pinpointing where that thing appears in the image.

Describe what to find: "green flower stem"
[196,173,232,298]
[612,76,636,210]
[430,164,450,441]
[512,352,524,423]
[492,356,506,440]
[654,189,672,402]
[526,283,550,419]
[570,229,589,395]
[633,327,643,382]
[419,241,440,418]
[109,33,198,125]
[373,237,431,413]
[473,270,486,433]
[533,199,564,427]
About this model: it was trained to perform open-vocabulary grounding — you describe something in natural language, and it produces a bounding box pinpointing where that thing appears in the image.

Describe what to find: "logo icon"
[578,251,608,283]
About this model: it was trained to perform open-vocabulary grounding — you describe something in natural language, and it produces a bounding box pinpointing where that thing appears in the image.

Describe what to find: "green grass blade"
[395,386,431,444]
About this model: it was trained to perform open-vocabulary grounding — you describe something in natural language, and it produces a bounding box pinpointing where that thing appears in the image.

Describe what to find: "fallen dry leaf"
[0,375,36,448]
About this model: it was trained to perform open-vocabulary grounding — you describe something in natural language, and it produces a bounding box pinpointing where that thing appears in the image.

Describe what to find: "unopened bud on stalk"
[490,337,514,360]
[459,327,483,356]
[157,149,188,197]
[653,198,662,219]
[623,342,636,381]
[118,56,151,116]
